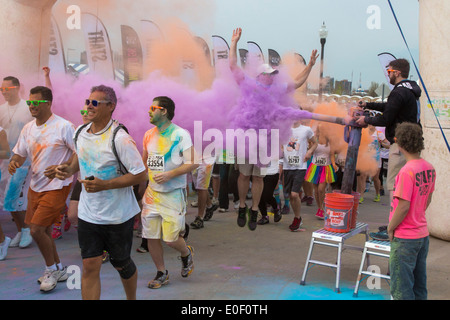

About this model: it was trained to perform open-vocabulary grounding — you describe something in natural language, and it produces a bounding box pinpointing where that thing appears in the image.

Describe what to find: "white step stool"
[353,239,391,297]
[300,222,369,293]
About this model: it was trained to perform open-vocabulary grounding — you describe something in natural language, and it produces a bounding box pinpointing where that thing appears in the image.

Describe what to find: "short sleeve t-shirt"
[13,114,75,192]
[283,125,314,170]
[76,121,146,225]
[389,159,436,239]
[143,123,193,193]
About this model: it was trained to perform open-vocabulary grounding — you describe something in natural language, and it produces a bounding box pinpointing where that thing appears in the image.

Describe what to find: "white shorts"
[141,187,187,242]
[192,163,213,190]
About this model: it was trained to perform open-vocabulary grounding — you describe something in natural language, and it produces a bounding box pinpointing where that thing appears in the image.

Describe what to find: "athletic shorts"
[387,143,406,191]
[192,163,213,190]
[25,185,72,227]
[238,163,266,178]
[141,187,187,242]
[77,216,134,260]
[3,165,31,212]
[283,169,306,194]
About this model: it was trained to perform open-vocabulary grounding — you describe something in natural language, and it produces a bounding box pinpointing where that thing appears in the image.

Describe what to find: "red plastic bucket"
[333,190,360,229]
[324,193,354,233]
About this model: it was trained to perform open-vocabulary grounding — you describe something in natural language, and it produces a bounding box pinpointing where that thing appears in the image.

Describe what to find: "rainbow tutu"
[305,163,336,184]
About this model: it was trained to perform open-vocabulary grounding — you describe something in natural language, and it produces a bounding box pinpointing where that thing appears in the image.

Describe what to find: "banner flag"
[48,16,67,74]
[121,25,143,86]
[81,13,115,80]
[268,49,281,68]
[377,52,397,90]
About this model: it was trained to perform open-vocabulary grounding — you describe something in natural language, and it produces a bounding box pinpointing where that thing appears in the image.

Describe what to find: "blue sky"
[54,0,419,90]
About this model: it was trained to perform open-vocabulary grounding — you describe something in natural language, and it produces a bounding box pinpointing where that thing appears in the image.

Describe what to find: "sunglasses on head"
[85,99,110,107]
[0,86,18,92]
[26,100,49,106]
[149,105,164,112]
[80,110,88,115]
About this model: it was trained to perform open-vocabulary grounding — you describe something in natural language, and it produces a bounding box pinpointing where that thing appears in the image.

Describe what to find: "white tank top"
[313,143,331,166]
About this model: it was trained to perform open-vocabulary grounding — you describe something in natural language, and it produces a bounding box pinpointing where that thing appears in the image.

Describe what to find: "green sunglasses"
[80,110,88,115]
[26,100,49,106]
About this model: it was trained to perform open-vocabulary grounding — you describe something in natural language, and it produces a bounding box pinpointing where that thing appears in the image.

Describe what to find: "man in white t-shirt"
[8,86,75,293]
[0,76,33,249]
[141,96,198,289]
[281,120,316,231]
[55,85,147,300]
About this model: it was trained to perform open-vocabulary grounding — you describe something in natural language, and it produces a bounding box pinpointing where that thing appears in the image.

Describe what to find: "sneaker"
[234,201,239,210]
[63,218,71,232]
[289,217,303,231]
[359,196,364,204]
[191,200,198,207]
[273,206,282,223]
[190,216,204,229]
[51,228,62,240]
[380,188,385,196]
[281,204,290,215]
[248,209,258,231]
[180,246,194,278]
[40,269,59,292]
[315,208,324,220]
[237,206,247,227]
[148,270,169,289]
[136,245,149,253]
[257,215,269,225]
[204,203,218,221]
[218,207,228,213]
[19,228,32,248]
[301,195,308,203]
[370,230,389,241]
[9,232,21,248]
[306,197,314,206]
[0,237,12,261]
[37,266,69,284]
[373,194,381,202]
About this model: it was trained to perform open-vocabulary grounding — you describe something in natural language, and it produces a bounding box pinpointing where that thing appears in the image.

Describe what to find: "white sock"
[57,262,63,270]
[46,264,57,271]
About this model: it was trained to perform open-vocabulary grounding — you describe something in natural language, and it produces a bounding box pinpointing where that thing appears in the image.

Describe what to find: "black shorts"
[283,169,306,195]
[77,217,134,261]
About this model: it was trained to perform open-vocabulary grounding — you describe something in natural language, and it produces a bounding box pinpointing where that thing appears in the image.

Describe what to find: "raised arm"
[229,27,245,83]
[288,49,319,91]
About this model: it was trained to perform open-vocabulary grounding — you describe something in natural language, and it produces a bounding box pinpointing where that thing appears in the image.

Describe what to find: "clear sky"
[54,0,419,90]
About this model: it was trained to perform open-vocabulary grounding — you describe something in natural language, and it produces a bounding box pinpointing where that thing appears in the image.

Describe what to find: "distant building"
[334,79,352,95]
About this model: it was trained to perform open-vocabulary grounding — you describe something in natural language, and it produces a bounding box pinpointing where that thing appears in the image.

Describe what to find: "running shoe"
[315,208,324,220]
[51,227,62,240]
[180,246,194,278]
[273,205,282,223]
[19,227,32,248]
[248,209,258,231]
[37,266,69,284]
[237,206,248,227]
[40,269,59,292]
[373,194,381,202]
[63,218,71,232]
[281,204,290,215]
[136,245,148,253]
[359,196,364,204]
[9,232,21,248]
[218,207,229,212]
[306,197,314,206]
[289,217,303,232]
[204,203,218,221]
[0,237,11,261]
[190,216,204,229]
[148,270,169,289]
[257,215,269,225]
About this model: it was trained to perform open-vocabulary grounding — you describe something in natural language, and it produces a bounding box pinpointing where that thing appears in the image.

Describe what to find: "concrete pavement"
[0,187,449,301]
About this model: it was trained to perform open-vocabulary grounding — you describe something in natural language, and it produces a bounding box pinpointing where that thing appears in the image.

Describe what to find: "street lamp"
[318,22,328,101]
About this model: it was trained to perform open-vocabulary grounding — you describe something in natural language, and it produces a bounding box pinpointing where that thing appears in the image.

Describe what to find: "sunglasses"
[386,69,399,74]
[80,110,88,115]
[26,100,49,106]
[85,99,110,107]
[149,105,164,112]
[0,86,18,92]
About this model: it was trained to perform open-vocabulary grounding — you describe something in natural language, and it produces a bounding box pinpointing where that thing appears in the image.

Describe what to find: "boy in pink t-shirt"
[388,123,435,300]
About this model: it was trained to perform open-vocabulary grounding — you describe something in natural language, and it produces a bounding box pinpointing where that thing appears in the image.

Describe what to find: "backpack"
[74,121,129,175]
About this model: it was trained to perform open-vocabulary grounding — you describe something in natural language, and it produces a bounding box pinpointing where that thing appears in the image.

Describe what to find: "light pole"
[318,22,328,101]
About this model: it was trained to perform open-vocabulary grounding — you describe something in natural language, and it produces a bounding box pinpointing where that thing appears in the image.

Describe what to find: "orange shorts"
[25,185,72,227]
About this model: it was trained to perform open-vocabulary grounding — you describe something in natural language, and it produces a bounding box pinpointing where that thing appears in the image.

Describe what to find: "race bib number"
[287,155,301,167]
[147,154,164,171]
[314,156,327,166]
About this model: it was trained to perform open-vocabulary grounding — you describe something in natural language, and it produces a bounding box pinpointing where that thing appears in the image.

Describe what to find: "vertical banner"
[211,35,229,76]
[121,25,143,86]
[81,13,115,80]
[238,49,248,69]
[247,41,265,64]
[377,52,396,90]
[48,16,66,74]
[194,36,212,67]
[268,49,281,68]
[140,20,164,77]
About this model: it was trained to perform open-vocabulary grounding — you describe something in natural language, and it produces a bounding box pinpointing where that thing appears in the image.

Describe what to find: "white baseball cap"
[257,63,279,75]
